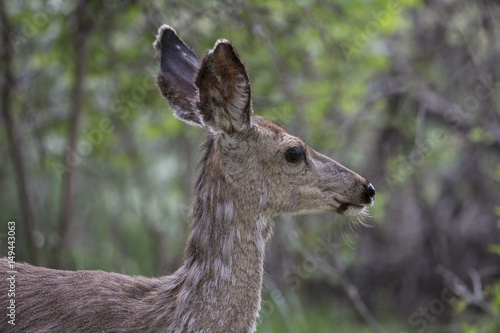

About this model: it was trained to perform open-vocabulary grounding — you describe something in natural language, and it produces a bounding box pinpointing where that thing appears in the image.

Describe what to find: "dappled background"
[1,0,499,332]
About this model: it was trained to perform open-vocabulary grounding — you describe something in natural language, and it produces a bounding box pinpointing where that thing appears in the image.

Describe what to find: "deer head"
[154,25,375,223]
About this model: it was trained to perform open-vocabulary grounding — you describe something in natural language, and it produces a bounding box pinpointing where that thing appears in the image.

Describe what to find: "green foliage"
[257,293,406,333]
[1,0,499,331]
[453,229,500,333]
[452,280,500,333]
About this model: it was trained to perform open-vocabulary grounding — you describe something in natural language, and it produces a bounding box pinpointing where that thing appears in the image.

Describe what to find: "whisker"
[355,208,373,229]
[338,215,357,249]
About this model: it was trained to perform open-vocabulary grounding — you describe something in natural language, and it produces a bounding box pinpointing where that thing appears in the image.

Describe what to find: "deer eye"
[285,147,305,163]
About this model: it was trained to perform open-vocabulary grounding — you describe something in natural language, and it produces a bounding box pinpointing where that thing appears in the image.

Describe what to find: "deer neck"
[169,168,272,332]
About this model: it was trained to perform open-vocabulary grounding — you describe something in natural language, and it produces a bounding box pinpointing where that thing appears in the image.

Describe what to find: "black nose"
[363,183,376,200]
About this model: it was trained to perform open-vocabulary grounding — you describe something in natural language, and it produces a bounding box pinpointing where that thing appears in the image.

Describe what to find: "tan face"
[219,116,375,217]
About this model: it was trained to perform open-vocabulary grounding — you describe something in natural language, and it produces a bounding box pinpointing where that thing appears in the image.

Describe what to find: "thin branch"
[284,225,383,333]
[320,252,383,333]
[371,76,500,152]
[0,1,39,265]
[468,267,483,300]
[436,265,500,326]
[53,0,92,267]
[434,2,500,117]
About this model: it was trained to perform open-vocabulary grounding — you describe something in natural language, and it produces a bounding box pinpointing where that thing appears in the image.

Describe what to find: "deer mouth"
[334,199,371,216]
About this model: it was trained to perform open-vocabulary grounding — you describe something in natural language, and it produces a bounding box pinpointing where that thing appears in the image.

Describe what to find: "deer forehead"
[251,116,303,148]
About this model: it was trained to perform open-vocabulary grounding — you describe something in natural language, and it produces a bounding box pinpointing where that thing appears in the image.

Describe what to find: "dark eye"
[285,147,305,163]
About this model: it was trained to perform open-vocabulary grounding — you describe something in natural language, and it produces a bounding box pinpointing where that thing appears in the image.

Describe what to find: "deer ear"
[195,40,252,134]
[154,25,203,127]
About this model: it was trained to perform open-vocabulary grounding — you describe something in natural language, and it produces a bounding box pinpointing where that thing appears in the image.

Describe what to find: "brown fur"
[0,25,375,332]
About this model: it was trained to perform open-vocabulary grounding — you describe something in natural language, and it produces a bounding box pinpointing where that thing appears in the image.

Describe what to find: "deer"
[0,25,375,333]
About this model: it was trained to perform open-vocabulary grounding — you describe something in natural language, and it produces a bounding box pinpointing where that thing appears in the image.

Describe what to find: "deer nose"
[363,183,376,200]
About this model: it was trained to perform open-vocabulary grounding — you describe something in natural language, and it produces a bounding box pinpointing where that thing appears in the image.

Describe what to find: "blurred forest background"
[1,0,500,332]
